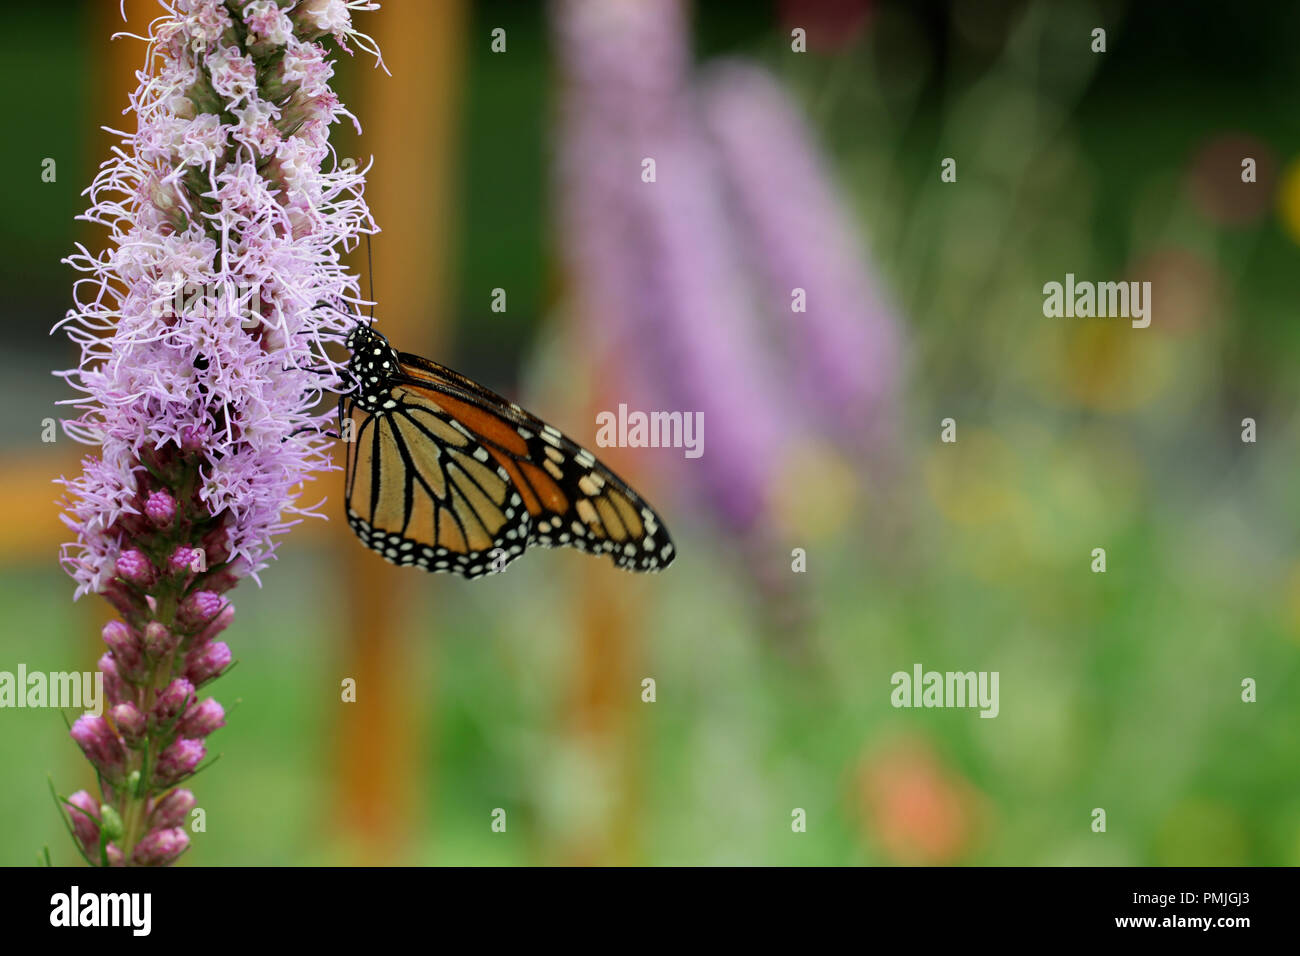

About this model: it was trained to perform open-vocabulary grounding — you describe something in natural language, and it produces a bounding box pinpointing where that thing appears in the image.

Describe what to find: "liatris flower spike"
[52,0,381,866]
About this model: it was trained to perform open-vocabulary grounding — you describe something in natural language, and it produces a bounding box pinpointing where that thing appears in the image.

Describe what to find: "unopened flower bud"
[180,424,209,451]
[176,698,225,738]
[132,827,189,866]
[101,620,145,678]
[169,546,201,577]
[70,716,126,784]
[153,738,205,787]
[98,653,128,706]
[149,789,196,830]
[193,604,235,647]
[178,590,223,628]
[65,791,100,854]
[185,641,232,687]
[111,702,147,748]
[144,490,177,528]
[115,549,155,588]
[143,621,179,659]
[152,679,195,727]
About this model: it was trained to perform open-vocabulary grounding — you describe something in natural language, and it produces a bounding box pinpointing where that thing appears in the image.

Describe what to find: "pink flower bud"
[185,641,232,687]
[143,621,179,659]
[169,546,202,576]
[101,620,145,677]
[111,702,147,748]
[105,843,125,867]
[144,490,177,528]
[152,679,196,727]
[176,698,225,738]
[97,653,129,706]
[149,789,196,830]
[178,590,223,628]
[70,715,126,783]
[180,424,209,451]
[193,604,235,647]
[153,738,205,787]
[115,549,155,588]
[101,581,140,622]
[200,527,233,565]
[132,827,189,866]
[201,569,240,594]
[65,790,101,854]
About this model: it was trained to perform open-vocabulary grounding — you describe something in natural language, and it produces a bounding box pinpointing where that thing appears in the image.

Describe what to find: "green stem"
[117,590,180,863]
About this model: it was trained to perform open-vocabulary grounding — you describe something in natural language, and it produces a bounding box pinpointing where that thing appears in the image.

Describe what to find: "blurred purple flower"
[700,61,900,446]
[553,0,901,537]
[554,0,788,533]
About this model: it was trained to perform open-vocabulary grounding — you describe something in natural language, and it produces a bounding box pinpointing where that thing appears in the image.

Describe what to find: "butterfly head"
[345,324,401,411]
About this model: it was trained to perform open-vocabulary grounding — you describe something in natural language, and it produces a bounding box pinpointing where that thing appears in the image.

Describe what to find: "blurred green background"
[2,0,1300,866]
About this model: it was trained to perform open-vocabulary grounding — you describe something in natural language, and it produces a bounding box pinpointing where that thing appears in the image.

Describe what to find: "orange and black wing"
[340,352,675,578]
[341,389,534,577]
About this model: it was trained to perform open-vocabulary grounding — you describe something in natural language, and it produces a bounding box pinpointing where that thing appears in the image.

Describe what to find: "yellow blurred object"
[923,427,1018,525]
[1277,157,1300,244]
[1283,561,1300,643]
[770,438,862,542]
[1056,321,1175,412]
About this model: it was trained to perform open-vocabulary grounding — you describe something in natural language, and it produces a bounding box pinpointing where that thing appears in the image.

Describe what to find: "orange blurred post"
[560,369,651,865]
[332,0,465,864]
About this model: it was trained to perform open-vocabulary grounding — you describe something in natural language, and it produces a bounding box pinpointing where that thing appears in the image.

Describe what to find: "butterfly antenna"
[365,232,375,327]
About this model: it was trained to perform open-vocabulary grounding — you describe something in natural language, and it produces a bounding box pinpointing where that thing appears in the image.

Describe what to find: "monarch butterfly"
[338,324,676,578]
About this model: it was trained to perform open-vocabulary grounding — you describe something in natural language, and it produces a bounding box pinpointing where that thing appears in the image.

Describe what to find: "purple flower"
[101,620,145,679]
[185,641,233,687]
[56,5,380,600]
[148,789,197,831]
[111,703,148,749]
[553,0,901,540]
[114,550,155,588]
[152,679,196,728]
[168,546,201,577]
[194,603,235,646]
[177,698,226,739]
[554,0,787,533]
[700,61,901,445]
[65,791,101,855]
[97,653,129,708]
[132,828,190,867]
[153,739,206,788]
[144,490,176,528]
[143,620,178,659]
[178,590,224,629]
[54,0,380,866]
[70,716,126,784]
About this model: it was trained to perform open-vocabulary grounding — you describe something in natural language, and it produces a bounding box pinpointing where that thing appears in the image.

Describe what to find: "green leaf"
[46,776,96,868]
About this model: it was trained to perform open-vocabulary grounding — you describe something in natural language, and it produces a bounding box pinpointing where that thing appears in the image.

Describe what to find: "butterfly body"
[339,325,675,578]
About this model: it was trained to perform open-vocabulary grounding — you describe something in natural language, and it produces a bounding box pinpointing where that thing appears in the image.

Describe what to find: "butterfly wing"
[341,391,533,577]
[385,351,676,574]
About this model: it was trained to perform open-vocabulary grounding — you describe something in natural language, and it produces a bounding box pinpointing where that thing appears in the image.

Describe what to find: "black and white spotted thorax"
[345,325,402,413]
